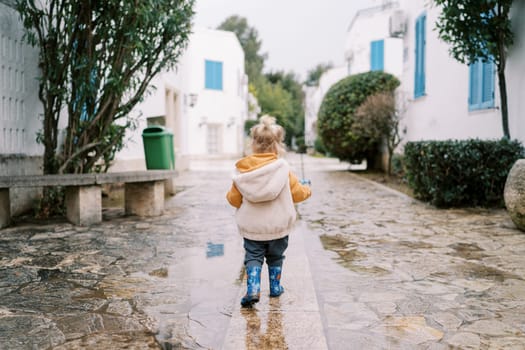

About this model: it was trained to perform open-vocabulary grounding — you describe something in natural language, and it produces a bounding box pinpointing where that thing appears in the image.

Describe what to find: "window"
[469,58,495,110]
[414,13,426,98]
[205,60,223,90]
[370,40,384,71]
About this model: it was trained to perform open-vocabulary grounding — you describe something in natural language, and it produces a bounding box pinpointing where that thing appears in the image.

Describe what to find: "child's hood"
[233,154,289,203]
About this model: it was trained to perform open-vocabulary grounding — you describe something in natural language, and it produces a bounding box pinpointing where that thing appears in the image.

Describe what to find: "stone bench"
[0,170,178,228]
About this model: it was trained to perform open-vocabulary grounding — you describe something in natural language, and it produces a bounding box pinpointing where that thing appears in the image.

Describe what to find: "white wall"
[0,2,42,156]
[506,2,525,143]
[398,0,525,145]
[0,1,46,214]
[384,38,403,77]
[304,66,347,146]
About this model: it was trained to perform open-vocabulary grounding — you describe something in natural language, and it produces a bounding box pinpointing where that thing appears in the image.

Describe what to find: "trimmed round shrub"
[317,71,400,163]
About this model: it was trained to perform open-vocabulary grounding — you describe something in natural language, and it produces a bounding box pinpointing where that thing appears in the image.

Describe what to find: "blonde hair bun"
[260,115,276,128]
[250,115,286,155]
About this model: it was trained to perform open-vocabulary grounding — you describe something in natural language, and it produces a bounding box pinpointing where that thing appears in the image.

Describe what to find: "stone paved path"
[0,154,524,349]
[297,155,525,349]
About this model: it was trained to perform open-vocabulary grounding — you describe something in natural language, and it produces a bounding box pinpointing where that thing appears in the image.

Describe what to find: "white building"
[342,0,525,148]
[304,2,404,149]
[344,2,403,77]
[396,0,525,145]
[113,27,248,172]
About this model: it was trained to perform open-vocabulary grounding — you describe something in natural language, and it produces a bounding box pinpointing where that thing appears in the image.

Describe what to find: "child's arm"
[289,172,311,203]
[226,183,243,208]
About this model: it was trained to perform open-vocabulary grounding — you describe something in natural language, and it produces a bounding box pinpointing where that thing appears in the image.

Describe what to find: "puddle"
[206,242,225,258]
[240,298,287,349]
[319,234,355,251]
[319,234,389,275]
[460,262,521,282]
[448,242,486,260]
[398,240,435,250]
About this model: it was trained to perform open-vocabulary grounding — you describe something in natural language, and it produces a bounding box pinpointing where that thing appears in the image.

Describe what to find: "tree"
[304,63,333,87]
[354,92,405,175]
[317,71,400,165]
[265,71,305,140]
[434,0,514,138]
[253,78,295,145]
[218,16,306,147]
[17,0,194,175]
[217,15,267,83]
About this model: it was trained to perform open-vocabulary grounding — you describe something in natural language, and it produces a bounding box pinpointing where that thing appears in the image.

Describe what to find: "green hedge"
[317,71,400,163]
[404,139,524,207]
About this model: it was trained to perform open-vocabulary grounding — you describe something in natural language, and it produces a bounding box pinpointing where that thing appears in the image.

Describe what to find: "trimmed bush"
[317,71,400,163]
[314,137,327,155]
[244,119,258,135]
[404,138,524,207]
[295,136,307,153]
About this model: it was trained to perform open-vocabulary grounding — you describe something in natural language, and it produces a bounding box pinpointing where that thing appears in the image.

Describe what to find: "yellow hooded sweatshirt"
[226,153,311,241]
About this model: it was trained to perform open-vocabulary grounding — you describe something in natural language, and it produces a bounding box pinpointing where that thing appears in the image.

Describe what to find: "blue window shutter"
[205,60,213,89]
[421,15,426,94]
[469,58,494,110]
[370,40,384,71]
[481,60,494,106]
[469,61,480,108]
[414,14,426,98]
[205,60,223,90]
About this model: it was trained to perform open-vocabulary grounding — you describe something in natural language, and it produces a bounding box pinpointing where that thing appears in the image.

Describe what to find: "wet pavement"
[1,154,525,349]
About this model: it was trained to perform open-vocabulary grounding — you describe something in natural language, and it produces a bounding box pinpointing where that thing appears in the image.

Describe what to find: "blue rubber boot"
[241,266,261,308]
[269,265,284,297]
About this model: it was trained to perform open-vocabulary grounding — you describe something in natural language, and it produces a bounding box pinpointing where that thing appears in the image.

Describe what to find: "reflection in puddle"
[241,298,287,349]
[206,242,224,258]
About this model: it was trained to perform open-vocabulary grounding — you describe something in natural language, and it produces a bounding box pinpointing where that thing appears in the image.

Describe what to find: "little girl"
[226,115,311,307]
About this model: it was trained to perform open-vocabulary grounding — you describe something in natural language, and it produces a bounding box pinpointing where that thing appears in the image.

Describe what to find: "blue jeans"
[243,236,289,268]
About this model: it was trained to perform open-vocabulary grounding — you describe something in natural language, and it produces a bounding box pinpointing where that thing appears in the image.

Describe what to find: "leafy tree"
[217,15,267,83]
[253,78,295,144]
[265,71,305,140]
[434,0,514,138]
[17,0,194,175]
[304,63,333,87]
[16,0,194,216]
[218,16,306,146]
[354,92,405,175]
[317,71,400,165]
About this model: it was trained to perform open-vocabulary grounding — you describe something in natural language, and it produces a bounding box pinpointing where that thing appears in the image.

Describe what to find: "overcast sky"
[193,0,377,81]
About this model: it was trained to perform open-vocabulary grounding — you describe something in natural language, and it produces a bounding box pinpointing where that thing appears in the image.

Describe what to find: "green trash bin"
[142,126,175,169]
